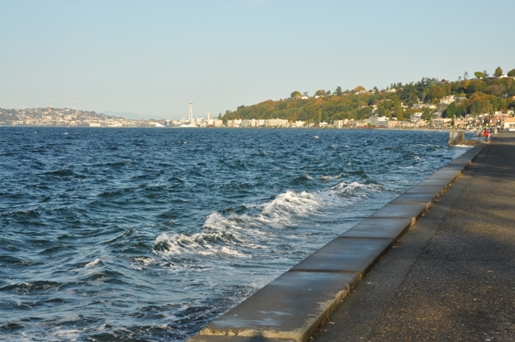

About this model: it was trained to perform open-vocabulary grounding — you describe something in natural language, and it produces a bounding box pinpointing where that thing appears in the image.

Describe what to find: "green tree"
[422,107,432,120]
[466,80,487,94]
[456,105,467,118]
[314,89,325,97]
[353,85,366,93]
[377,105,386,117]
[335,86,343,96]
[429,86,445,102]
[445,102,457,119]
[290,91,301,99]
[494,66,503,77]
[507,69,515,77]
[393,97,404,120]
[474,71,484,79]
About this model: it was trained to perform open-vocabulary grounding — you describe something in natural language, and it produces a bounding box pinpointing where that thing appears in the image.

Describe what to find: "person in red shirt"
[483,128,490,142]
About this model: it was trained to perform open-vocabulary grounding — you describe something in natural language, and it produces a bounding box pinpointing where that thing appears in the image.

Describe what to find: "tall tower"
[189,101,193,124]
[73,94,76,111]
[49,93,53,113]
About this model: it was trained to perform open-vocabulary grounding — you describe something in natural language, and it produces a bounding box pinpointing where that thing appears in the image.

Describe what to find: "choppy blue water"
[0,127,468,341]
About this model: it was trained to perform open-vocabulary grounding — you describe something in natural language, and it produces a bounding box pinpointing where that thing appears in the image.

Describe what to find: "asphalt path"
[312,131,515,342]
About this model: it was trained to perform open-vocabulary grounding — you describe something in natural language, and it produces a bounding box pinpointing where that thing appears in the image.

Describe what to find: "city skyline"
[1,0,515,120]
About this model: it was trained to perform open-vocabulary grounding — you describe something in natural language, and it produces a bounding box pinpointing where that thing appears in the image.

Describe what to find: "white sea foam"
[154,231,249,258]
[52,328,82,340]
[131,257,157,270]
[155,181,381,260]
[154,189,329,257]
[330,181,381,195]
[260,190,323,223]
[85,259,101,268]
[320,173,343,181]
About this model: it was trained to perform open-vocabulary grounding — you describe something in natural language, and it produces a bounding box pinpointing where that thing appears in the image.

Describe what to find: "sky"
[1,0,514,120]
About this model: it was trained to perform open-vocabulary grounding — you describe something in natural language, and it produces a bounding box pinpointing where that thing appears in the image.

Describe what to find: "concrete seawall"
[187,143,486,342]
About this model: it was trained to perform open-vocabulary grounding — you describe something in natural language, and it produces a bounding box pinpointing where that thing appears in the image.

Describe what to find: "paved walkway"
[312,132,515,341]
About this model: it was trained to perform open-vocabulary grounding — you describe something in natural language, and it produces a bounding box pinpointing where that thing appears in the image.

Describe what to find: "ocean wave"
[0,255,42,266]
[130,257,157,270]
[41,166,75,177]
[85,258,103,268]
[0,208,40,217]
[320,173,343,181]
[153,181,381,258]
[330,181,383,196]
[153,231,249,258]
[0,128,459,341]
[293,173,315,183]
[0,281,63,294]
[260,190,323,223]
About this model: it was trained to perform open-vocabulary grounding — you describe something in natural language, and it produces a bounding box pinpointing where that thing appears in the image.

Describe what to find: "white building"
[503,117,515,131]
[369,115,389,128]
[440,95,456,105]
[410,112,423,123]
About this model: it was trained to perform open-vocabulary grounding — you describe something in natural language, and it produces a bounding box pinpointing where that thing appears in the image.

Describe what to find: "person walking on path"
[483,128,490,142]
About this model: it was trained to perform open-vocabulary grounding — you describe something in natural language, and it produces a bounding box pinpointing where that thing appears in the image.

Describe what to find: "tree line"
[221,67,515,124]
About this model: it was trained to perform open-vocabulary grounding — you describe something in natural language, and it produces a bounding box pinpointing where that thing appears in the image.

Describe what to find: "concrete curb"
[187,143,486,342]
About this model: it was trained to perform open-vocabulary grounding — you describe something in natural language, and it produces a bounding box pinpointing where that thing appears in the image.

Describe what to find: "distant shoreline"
[0,124,457,132]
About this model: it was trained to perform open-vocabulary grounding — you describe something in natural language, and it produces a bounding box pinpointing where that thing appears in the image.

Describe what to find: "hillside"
[222,68,515,125]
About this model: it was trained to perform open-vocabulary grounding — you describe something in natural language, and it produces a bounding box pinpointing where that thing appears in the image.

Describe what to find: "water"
[0,127,468,341]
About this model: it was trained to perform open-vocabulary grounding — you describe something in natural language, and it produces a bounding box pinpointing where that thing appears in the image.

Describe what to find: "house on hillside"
[503,117,515,131]
[369,115,389,128]
[440,95,456,105]
[431,118,452,129]
[411,112,423,123]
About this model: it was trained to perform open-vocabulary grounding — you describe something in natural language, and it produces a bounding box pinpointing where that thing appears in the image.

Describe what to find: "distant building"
[265,118,288,127]
[503,117,515,131]
[333,120,346,129]
[440,95,456,105]
[410,112,423,123]
[369,115,389,128]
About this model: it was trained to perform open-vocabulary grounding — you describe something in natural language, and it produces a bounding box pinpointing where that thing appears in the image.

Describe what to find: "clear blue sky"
[1,0,514,120]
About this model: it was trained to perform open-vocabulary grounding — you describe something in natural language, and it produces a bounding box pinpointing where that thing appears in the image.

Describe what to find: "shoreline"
[187,143,485,342]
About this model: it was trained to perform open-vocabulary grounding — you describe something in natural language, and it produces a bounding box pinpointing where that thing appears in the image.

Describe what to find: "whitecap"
[218,246,249,258]
[131,257,156,270]
[261,190,322,219]
[85,259,101,268]
[320,173,343,181]
[154,232,250,258]
[330,181,382,196]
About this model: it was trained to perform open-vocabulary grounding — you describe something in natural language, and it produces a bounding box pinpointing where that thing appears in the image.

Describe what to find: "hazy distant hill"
[101,111,146,120]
